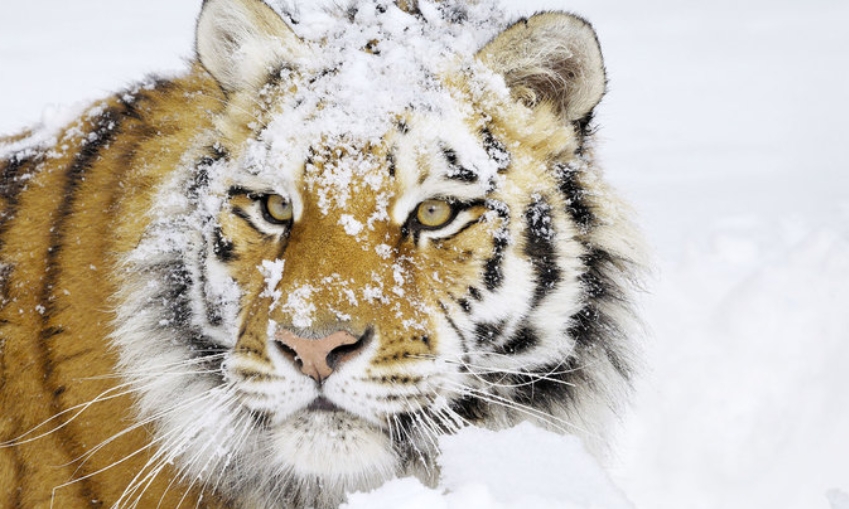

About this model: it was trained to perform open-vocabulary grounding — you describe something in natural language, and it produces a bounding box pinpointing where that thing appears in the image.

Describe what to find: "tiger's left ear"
[478,13,606,123]
[196,0,308,93]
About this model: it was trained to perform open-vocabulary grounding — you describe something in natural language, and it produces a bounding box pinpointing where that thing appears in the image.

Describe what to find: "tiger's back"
[0,70,228,508]
[1,1,645,508]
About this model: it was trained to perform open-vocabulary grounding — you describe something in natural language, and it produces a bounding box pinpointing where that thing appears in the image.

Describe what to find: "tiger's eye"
[416,199,454,228]
[264,194,293,224]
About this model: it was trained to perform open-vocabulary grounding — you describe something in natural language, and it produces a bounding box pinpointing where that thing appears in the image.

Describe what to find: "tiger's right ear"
[196,0,308,93]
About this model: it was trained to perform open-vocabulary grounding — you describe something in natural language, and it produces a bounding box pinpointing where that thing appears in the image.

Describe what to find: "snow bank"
[344,423,633,509]
[619,216,849,509]
[829,490,849,509]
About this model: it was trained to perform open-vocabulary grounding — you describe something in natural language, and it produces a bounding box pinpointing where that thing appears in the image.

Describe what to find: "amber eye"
[416,199,454,228]
[263,194,293,224]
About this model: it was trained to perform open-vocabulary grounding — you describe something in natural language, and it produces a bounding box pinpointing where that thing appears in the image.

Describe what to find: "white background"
[1,1,848,508]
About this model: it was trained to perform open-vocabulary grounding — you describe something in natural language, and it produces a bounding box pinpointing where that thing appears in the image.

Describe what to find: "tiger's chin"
[269,408,398,483]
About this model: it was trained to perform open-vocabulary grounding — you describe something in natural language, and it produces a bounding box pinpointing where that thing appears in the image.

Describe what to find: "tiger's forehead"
[226,2,512,223]
[259,0,505,141]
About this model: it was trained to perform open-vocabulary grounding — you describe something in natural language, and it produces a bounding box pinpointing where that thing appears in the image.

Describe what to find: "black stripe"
[498,324,538,355]
[213,226,237,262]
[509,356,583,408]
[570,247,632,380]
[474,320,505,343]
[457,298,471,313]
[189,159,211,199]
[450,393,490,423]
[445,166,478,183]
[482,128,510,172]
[482,233,507,291]
[198,245,223,327]
[153,260,226,365]
[37,102,129,505]
[468,286,482,301]
[41,106,125,319]
[0,152,41,251]
[118,93,144,121]
[186,332,227,371]
[523,198,561,308]
[575,110,598,142]
[481,200,510,290]
[228,186,256,198]
[567,302,630,379]
[190,147,228,197]
[0,151,37,202]
[387,151,396,178]
[158,261,194,328]
[442,147,478,183]
[232,206,272,239]
[0,263,12,306]
[554,162,594,232]
[580,248,626,302]
[39,325,65,341]
[438,300,470,358]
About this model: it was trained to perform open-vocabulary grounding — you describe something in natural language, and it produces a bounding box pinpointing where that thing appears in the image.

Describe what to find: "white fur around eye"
[415,209,480,244]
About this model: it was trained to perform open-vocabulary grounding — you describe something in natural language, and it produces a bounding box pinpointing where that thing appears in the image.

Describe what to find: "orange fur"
[0,67,228,508]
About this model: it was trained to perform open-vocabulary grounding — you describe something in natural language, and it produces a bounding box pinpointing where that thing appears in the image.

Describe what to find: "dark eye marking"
[228,186,293,231]
[231,207,261,231]
[402,198,486,244]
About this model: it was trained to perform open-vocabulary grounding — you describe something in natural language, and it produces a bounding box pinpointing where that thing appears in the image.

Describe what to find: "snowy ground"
[2,1,848,508]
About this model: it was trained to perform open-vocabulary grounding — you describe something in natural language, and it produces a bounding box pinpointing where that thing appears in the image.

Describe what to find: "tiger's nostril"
[274,329,371,382]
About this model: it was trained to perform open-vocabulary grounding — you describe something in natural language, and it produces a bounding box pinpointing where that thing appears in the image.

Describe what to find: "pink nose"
[274,330,366,382]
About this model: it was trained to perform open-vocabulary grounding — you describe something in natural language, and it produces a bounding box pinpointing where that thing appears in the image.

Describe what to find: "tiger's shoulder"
[0,67,231,509]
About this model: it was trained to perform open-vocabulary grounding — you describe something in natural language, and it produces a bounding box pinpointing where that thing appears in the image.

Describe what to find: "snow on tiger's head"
[116,0,638,505]
[190,0,607,331]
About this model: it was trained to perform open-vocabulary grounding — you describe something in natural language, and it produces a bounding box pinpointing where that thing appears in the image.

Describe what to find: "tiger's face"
[214,93,576,479]
[110,0,638,506]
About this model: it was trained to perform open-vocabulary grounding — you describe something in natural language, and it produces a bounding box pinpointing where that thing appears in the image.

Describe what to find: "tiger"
[0,0,646,507]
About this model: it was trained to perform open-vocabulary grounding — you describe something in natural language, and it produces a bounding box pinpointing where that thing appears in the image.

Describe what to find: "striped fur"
[0,1,645,508]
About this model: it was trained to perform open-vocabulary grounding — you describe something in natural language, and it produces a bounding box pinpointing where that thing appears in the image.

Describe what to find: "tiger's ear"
[478,13,606,123]
[196,0,307,93]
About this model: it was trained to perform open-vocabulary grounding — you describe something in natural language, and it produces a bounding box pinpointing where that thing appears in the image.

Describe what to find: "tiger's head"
[111,0,643,506]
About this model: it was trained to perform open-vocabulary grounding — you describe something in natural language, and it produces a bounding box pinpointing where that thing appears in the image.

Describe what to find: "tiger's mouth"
[307,395,342,412]
[265,407,399,480]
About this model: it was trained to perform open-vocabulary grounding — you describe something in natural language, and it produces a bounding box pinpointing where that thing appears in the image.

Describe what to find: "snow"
[830,490,849,509]
[344,423,633,509]
[2,1,848,508]
[259,258,286,308]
